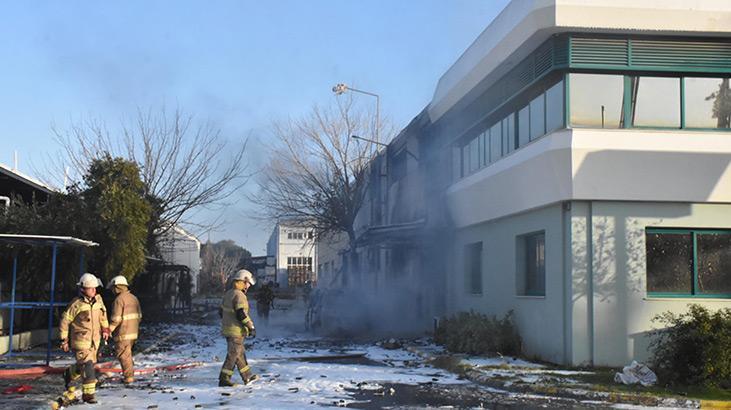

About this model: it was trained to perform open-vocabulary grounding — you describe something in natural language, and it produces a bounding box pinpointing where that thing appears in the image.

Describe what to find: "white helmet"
[77,273,99,288]
[107,275,129,289]
[229,269,256,286]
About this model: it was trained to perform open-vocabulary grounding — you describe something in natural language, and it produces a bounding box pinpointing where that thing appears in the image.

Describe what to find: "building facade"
[156,225,202,294]
[267,221,318,288]
[352,0,731,366]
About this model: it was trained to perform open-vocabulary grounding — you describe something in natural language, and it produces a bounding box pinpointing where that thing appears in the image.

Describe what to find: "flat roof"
[0,234,98,247]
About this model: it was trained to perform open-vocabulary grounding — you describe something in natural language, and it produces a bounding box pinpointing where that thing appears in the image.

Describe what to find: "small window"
[502,114,515,155]
[517,231,545,296]
[464,242,483,295]
[287,232,293,239]
[545,79,564,133]
[529,94,545,141]
[489,122,501,163]
[468,137,479,173]
[308,231,314,239]
[518,105,530,147]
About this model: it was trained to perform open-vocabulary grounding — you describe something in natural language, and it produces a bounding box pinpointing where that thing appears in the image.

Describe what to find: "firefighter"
[218,269,257,387]
[107,275,142,385]
[60,273,110,404]
[255,282,275,323]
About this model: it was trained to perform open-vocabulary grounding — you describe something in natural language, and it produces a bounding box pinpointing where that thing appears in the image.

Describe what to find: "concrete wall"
[570,201,731,367]
[450,203,566,364]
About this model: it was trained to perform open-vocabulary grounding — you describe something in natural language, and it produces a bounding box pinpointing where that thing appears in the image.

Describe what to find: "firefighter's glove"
[60,339,69,352]
[249,328,256,338]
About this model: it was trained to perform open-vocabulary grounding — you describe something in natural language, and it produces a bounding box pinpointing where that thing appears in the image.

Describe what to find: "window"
[468,137,479,173]
[287,255,314,287]
[517,231,545,296]
[529,94,545,141]
[569,73,624,128]
[518,105,530,147]
[461,144,469,177]
[685,77,731,129]
[479,132,487,167]
[464,242,482,294]
[502,114,516,154]
[545,80,564,133]
[630,76,681,128]
[489,122,501,163]
[647,229,731,297]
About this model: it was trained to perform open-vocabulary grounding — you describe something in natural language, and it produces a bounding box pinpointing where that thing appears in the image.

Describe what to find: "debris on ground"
[614,360,658,387]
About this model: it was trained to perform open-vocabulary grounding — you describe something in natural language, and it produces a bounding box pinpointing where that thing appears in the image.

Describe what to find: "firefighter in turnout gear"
[218,269,258,386]
[59,273,110,404]
[107,275,142,385]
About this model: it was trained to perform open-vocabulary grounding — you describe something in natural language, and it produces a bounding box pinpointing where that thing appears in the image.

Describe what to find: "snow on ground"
[76,302,468,409]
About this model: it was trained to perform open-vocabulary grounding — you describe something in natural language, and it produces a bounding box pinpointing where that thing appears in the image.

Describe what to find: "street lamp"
[332,83,380,144]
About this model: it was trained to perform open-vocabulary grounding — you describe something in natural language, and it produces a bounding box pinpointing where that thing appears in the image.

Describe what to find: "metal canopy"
[0,234,98,247]
[0,234,96,365]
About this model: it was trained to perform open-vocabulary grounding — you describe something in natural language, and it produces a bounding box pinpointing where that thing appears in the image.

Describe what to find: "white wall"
[571,201,731,367]
[450,203,567,364]
[448,129,731,229]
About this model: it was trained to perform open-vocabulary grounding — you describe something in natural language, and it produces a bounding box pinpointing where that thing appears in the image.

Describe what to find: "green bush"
[650,304,731,387]
[435,310,522,356]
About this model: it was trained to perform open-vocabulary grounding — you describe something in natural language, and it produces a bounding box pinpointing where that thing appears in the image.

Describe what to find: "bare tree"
[49,107,250,236]
[200,241,245,292]
[253,96,393,284]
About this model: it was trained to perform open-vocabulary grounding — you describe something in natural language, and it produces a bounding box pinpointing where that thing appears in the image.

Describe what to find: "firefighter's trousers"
[115,340,135,380]
[220,336,251,380]
[69,347,98,395]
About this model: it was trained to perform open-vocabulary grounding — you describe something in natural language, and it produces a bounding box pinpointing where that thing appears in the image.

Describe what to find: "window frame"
[646,228,731,299]
[464,241,483,295]
[516,230,546,297]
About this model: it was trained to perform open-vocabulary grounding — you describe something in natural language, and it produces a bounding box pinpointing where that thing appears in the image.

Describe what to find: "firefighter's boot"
[82,393,97,404]
[63,368,73,390]
[218,373,236,387]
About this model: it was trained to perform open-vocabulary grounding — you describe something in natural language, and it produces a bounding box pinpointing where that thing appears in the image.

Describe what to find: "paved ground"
[0,298,684,409]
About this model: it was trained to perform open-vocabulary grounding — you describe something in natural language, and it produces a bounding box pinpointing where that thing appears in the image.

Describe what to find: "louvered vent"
[631,40,731,70]
[571,37,629,66]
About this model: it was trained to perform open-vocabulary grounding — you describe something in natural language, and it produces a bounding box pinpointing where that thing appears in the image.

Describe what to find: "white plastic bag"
[613,360,657,387]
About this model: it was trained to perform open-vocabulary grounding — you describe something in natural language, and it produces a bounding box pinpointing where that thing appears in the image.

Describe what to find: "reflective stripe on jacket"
[109,289,142,342]
[221,289,253,337]
[59,295,109,350]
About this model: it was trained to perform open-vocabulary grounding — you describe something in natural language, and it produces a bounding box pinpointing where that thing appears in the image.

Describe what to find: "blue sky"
[0,0,510,253]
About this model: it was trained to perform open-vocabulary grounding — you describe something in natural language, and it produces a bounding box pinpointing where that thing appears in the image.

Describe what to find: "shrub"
[435,310,522,356]
[650,304,731,387]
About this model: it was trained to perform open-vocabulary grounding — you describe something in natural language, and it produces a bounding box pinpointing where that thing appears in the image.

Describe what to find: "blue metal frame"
[0,242,86,366]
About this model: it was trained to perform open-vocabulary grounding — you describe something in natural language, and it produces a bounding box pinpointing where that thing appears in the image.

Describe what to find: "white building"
[315,232,348,289]
[352,0,731,366]
[266,221,318,288]
[156,225,202,293]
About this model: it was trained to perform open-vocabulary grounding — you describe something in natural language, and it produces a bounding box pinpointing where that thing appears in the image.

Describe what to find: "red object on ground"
[0,361,202,379]
[2,384,33,394]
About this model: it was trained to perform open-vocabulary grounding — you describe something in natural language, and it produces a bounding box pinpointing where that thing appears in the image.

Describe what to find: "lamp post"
[332,83,380,144]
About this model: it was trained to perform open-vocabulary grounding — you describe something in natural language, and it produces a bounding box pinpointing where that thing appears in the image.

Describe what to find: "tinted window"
[685,77,731,129]
[631,77,680,128]
[569,73,624,128]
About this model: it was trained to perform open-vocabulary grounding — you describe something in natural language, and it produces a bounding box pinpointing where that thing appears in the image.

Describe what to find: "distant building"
[156,225,201,294]
[266,221,317,288]
[248,255,276,284]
